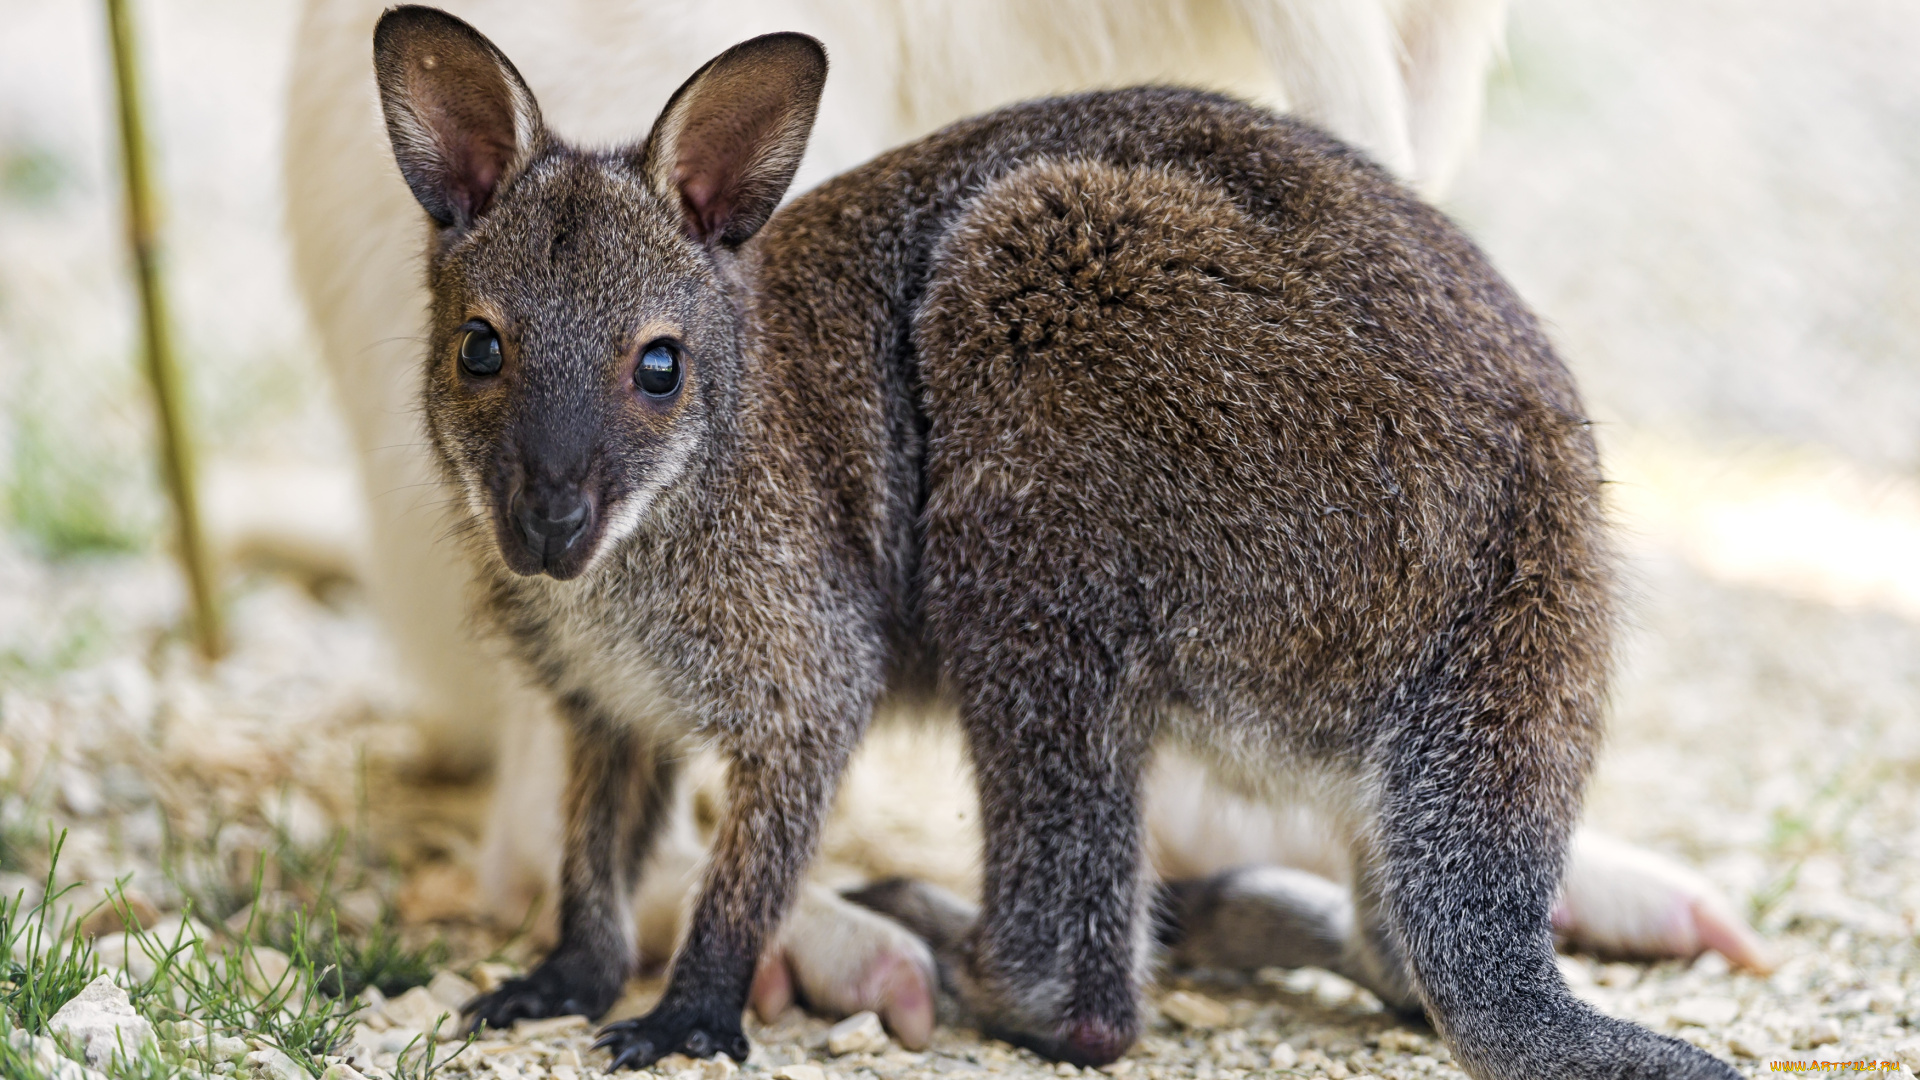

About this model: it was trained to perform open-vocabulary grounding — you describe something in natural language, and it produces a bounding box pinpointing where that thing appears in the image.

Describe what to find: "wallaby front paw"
[594,1007,750,1071]
[465,959,623,1031]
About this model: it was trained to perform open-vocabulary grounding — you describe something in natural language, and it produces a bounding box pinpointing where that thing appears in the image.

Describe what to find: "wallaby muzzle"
[493,420,605,580]
[511,487,590,569]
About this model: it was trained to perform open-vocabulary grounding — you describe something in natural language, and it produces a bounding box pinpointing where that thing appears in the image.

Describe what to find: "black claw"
[593,1010,747,1073]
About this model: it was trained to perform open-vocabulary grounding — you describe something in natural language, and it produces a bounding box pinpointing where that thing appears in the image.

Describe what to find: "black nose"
[513,490,590,564]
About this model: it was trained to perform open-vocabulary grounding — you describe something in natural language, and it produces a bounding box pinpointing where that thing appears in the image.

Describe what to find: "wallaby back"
[372,10,1735,1077]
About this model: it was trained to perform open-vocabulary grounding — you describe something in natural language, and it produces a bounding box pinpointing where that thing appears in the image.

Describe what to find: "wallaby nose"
[512,490,590,564]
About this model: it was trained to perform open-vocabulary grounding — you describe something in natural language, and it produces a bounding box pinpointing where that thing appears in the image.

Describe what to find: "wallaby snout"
[508,482,591,574]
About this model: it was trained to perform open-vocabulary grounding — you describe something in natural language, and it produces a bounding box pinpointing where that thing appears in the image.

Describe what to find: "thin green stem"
[104,0,224,659]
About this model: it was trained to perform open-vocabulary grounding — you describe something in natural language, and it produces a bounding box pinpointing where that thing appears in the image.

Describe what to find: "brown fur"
[370,9,1737,1077]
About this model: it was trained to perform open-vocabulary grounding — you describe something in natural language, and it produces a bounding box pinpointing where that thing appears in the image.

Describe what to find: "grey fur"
[371,7,1738,1078]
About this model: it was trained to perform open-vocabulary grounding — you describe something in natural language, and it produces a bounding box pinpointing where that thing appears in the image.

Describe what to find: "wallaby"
[283,0,1760,1050]
[371,7,1739,1077]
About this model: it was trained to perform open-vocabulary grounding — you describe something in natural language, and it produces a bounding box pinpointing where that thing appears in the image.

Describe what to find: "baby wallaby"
[372,7,1736,1078]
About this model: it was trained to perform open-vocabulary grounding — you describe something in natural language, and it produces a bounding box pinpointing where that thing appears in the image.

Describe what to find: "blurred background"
[0,0,1916,1071]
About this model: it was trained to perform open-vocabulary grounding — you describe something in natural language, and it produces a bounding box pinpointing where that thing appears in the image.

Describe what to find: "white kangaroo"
[281,0,1766,1048]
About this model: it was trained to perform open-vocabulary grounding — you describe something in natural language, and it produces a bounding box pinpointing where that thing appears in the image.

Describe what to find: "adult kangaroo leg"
[467,705,680,1028]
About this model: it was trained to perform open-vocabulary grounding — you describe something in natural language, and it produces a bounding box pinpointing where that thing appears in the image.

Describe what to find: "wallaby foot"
[594,1005,750,1071]
[465,948,626,1030]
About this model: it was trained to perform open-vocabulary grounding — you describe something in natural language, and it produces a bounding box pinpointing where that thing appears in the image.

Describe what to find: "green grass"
[0,809,464,1080]
[161,802,449,1003]
[0,835,102,1034]
[1749,743,1889,925]
[0,144,75,207]
[0,607,115,696]
[3,409,152,559]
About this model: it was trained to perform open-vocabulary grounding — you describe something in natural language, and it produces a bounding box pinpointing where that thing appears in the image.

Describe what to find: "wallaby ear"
[642,33,827,248]
[373,5,544,230]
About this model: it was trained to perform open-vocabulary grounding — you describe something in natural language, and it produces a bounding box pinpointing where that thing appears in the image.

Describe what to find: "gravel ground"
[3,0,1919,1078]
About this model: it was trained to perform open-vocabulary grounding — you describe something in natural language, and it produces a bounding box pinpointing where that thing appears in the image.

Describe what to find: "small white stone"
[1269,1043,1299,1069]
[427,970,480,1011]
[47,973,157,1067]
[1669,997,1740,1028]
[1805,1018,1842,1047]
[826,1010,889,1055]
[1690,951,1731,978]
[176,1033,251,1063]
[59,765,104,818]
[380,986,453,1035]
[1595,963,1640,989]
[512,1015,590,1039]
[243,947,295,995]
[471,962,519,994]
[321,1065,370,1080]
[1159,990,1232,1029]
[245,1047,317,1080]
[699,1054,739,1080]
[93,933,158,984]
[770,1065,825,1080]
[1726,1028,1774,1059]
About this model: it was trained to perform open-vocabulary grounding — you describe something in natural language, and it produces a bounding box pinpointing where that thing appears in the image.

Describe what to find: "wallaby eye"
[636,340,683,398]
[458,322,503,376]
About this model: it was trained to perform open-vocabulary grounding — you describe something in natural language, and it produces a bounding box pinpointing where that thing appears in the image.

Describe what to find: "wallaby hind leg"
[1371,697,1737,1079]
[466,713,679,1028]
[946,678,1155,1067]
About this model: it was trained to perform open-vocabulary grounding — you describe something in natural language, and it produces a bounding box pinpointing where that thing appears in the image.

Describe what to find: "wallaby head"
[373,6,826,579]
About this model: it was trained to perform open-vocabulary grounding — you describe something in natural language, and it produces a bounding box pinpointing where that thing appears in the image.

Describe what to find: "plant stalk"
[104,0,223,658]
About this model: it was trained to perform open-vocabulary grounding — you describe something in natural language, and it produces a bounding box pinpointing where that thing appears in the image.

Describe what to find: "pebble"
[1726,1027,1775,1059]
[513,1015,590,1039]
[59,764,105,818]
[771,1065,825,1080]
[176,1033,252,1063]
[826,1011,889,1055]
[93,933,158,983]
[1802,1018,1843,1048]
[48,973,157,1067]
[243,947,295,995]
[1158,991,1231,1029]
[1669,996,1740,1027]
[244,1047,316,1080]
[381,985,456,1035]
[428,969,481,1010]
[8,1028,111,1080]
[472,961,520,993]
[79,886,159,937]
[1269,1043,1299,1069]
[1596,963,1640,989]
[321,1065,370,1080]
